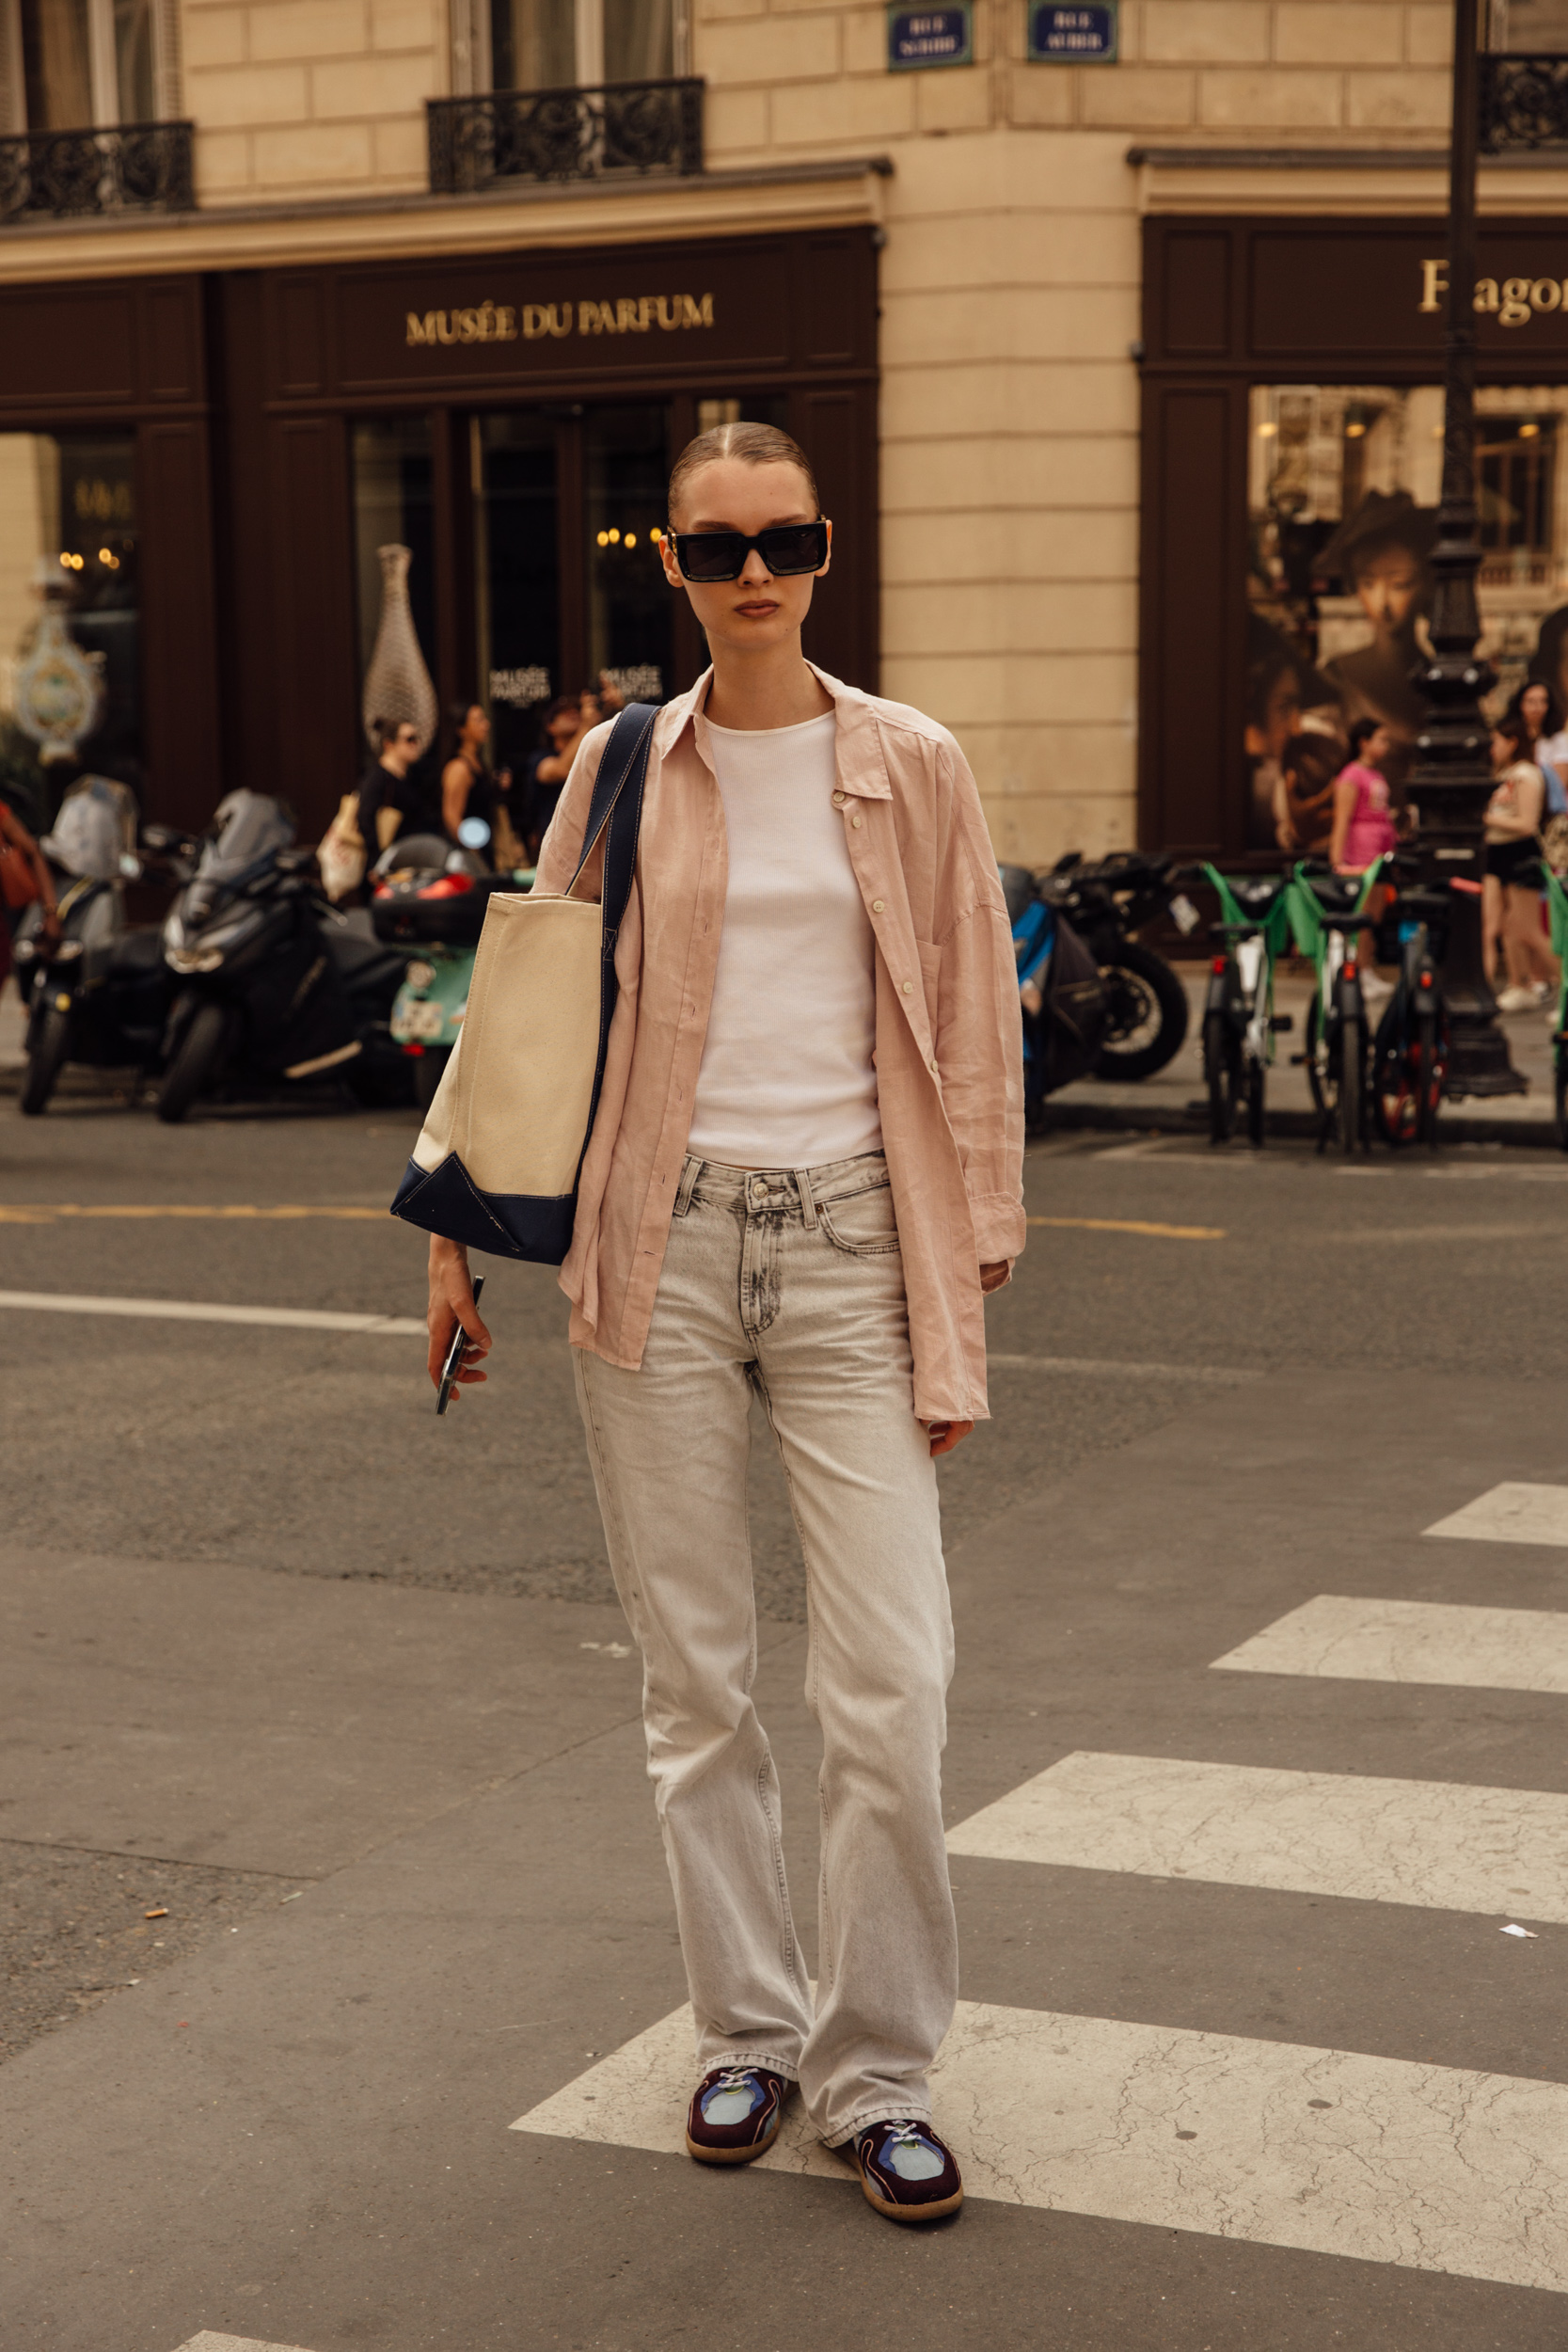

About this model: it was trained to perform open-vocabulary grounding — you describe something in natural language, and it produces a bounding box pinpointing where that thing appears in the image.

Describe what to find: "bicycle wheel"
[1092,940,1189,1083]
[1304,994,1329,1115]
[1337,1010,1363,1155]
[1416,1009,1440,1150]
[1245,1052,1266,1148]
[1204,1009,1237,1145]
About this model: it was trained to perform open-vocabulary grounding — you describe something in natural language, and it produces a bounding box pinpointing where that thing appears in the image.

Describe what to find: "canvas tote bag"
[388,702,657,1262]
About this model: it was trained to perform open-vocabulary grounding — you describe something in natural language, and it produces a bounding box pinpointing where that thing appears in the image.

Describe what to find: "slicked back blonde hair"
[667,421,821,530]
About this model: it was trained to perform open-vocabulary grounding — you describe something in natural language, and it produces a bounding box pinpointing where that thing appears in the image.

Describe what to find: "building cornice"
[0,154,894,283]
[1128,142,1568,218]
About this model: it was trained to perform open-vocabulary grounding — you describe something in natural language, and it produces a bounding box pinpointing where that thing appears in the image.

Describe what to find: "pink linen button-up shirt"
[533,663,1026,1424]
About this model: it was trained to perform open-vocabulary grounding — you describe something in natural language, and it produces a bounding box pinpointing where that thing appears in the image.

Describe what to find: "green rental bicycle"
[1199,866,1294,1146]
[1286,853,1392,1156]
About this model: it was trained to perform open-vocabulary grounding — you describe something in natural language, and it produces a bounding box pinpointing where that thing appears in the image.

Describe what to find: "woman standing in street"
[439,700,520,869]
[1485,710,1560,1011]
[1328,716,1401,1000]
[425,421,1023,2223]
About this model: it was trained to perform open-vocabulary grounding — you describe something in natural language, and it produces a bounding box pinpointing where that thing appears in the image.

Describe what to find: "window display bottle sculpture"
[361,543,436,755]
[13,561,105,765]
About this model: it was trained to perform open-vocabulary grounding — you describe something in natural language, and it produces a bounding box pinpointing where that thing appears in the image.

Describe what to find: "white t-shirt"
[686,709,882,1168]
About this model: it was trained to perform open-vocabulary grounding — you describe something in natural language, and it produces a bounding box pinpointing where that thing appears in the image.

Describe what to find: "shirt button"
[871,898,884,913]
[902,980,914,994]
[832,791,847,806]
[851,815,863,829]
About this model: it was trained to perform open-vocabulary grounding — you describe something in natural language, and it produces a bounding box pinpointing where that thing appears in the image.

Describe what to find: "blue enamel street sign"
[887,4,973,70]
[1028,2,1118,60]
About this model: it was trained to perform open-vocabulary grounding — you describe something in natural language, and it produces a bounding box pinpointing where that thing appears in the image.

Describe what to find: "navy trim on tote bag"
[388,702,658,1262]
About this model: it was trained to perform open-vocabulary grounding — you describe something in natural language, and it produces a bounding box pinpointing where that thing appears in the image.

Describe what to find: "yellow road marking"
[1027,1216,1227,1241]
[0,1203,386,1223]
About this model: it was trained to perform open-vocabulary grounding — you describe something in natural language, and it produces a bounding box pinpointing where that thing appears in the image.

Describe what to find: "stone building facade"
[4,1,1566,858]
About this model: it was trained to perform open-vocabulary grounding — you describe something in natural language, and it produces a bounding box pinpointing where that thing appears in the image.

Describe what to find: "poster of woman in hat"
[1315,489,1439,792]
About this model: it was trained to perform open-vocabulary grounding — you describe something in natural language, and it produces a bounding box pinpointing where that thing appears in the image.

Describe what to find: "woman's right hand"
[427,1235,492,1400]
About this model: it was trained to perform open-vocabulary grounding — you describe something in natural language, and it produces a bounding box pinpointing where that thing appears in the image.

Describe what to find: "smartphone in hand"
[436,1272,485,1416]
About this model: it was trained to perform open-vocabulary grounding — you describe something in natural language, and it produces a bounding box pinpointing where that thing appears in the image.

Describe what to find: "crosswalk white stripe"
[172,2335,319,2352]
[1425,1483,1568,1549]
[0,1290,424,1337]
[510,1996,1568,2291]
[988,1354,1261,1384]
[1211,1595,1568,1693]
[944,1751,1568,1921]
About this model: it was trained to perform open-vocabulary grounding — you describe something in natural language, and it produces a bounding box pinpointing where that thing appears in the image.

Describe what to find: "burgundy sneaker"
[852,2118,963,2221]
[685,2066,790,2166]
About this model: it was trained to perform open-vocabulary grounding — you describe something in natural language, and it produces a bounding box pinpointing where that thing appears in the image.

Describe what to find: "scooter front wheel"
[19,1005,71,1117]
[1244,1052,1266,1148]
[413,1046,448,1113]
[1204,1009,1238,1145]
[156,1000,226,1124]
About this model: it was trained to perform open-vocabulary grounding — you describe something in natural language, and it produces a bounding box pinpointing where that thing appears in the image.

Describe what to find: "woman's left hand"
[927,1419,974,1458]
[979,1260,1010,1294]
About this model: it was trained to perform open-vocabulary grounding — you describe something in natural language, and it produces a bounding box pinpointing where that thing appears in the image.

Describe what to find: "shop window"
[1490,0,1568,49]
[1244,382,1568,850]
[484,0,680,87]
[586,405,673,702]
[694,394,791,437]
[15,0,165,128]
[471,412,560,777]
[0,430,140,831]
[351,417,437,761]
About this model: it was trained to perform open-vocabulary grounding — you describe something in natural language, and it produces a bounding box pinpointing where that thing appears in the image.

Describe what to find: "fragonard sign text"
[405,294,716,347]
[1420,258,1568,327]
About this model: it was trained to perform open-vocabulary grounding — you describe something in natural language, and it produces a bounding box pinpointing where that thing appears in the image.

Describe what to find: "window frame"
[0,0,177,134]
[451,0,689,96]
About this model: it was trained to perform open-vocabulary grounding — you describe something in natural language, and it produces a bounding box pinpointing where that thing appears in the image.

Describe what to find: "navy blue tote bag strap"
[571,700,658,1155]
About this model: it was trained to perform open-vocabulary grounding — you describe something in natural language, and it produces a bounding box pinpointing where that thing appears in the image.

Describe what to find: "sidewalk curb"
[1038,1095,1565,1152]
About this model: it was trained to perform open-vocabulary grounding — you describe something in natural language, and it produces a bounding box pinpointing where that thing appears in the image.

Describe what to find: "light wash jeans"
[573,1151,958,2146]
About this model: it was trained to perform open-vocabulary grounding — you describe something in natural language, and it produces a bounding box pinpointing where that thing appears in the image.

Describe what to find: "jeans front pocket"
[817,1178,902,1259]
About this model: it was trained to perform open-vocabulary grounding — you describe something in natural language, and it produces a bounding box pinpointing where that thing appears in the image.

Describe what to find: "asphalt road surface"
[3,1098,1567,2351]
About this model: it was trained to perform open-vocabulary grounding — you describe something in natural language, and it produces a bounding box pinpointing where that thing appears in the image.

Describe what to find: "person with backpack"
[424,421,1023,2225]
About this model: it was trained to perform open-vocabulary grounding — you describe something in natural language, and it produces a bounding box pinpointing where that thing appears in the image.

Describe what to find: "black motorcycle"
[1036,850,1194,1082]
[12,815,191,1118]
[156,790,412,1123]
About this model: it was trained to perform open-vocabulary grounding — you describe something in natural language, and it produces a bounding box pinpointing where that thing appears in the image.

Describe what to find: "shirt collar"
[655,663,892,801]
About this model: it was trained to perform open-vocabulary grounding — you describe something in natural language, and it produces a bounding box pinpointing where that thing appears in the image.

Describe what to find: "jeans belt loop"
[794,1167,817,1232]
[673,1155,702,1217]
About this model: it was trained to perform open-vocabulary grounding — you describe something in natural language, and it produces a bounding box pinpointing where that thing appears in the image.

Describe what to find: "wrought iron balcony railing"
[428,79,703,194]
[1480,53,1568,150]
[0,119,195,225]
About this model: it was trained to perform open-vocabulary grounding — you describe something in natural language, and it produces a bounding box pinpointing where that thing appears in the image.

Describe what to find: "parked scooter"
[1000,863,1109,1125]
[370,834,521,1111]
[157,790,413,1122]
[1035,850,1196,1081]
[11,778,185,1117]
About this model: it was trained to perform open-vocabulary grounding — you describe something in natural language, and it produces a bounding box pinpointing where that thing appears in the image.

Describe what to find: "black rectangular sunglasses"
[672,521,829,582]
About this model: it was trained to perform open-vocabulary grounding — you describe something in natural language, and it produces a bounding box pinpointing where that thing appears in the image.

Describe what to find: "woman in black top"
[438,702,515,868]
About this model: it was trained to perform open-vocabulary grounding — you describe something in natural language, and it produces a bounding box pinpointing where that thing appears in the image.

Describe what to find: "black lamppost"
[1404,0,1526,1096]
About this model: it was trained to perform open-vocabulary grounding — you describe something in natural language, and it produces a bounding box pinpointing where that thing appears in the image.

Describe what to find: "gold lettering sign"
[1418,257,1568,326]
[405,294,716,349]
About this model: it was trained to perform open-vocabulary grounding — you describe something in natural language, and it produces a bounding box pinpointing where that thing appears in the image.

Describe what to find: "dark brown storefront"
[0,224,878,840]
[1139,214,1568,860]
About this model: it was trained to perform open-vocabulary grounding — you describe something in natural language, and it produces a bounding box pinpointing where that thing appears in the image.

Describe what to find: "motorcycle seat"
[324,927,405,984]
[997,864,1037,925]
[106,928,166,977]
